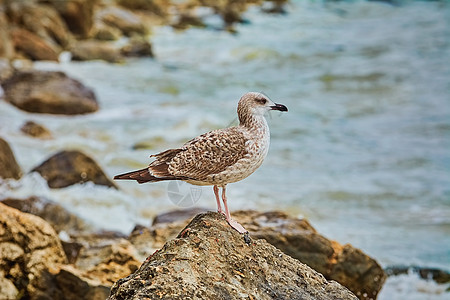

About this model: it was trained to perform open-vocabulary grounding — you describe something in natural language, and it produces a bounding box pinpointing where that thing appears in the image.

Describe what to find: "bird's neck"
[239,114,269,138]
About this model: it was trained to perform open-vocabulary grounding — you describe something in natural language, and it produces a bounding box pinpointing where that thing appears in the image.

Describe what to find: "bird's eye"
[256,98,267,105]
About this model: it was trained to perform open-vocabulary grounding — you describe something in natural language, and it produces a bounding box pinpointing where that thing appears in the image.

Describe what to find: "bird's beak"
[270,103,288,112]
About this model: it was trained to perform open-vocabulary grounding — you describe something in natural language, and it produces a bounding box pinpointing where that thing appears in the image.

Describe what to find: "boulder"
[0,203,67,300]
[20,120,53,139]
[31,150,117,189]
[70,40,123,63]
[129,209,386,300]
[6,1,72,50]
[10,28,59,61]
[109,212,358,300]
[43,0,96,38]
[1,70,98,115]
[91,22,122,41]
[96,6,148,37]
[0,137,21,180]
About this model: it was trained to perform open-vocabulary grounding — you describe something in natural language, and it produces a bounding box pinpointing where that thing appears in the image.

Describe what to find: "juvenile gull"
[114,92,288,233]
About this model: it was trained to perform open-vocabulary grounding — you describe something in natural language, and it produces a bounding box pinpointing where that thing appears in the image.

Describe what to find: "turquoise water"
[0,1,449,298]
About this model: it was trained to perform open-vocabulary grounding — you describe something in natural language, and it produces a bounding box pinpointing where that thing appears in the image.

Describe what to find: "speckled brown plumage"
[115,92,288,233]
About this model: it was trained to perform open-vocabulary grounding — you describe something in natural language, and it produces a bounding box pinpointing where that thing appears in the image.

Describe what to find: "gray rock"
[109,212,358,300]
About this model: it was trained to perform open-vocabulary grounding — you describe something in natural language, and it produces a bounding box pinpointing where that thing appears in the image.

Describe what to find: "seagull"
[114,92,288,233]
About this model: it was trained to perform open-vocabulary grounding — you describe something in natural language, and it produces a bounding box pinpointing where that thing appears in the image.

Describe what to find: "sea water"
[0,1,449,298]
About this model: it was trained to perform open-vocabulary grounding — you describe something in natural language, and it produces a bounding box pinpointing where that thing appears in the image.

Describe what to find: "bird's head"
[237,92,288,124]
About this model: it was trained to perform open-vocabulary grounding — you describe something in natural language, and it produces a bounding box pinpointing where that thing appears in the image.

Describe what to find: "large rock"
[70,40,123,63]
[1,70,98,115]
[109,212,358,300]
[0,203,67,300]
[0,137,22,180]
[31,150,117,189]
[6,1,72,50]
[129,209,386,300]
[10,28,59,61]
[43,0,96,38]
[117,0,169,16]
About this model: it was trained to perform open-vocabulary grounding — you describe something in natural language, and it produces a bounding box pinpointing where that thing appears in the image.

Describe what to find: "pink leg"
[221,185,247,234]
[213,185,224,215]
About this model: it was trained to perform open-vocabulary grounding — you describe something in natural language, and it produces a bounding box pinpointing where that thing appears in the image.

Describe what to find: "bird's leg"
[221,186,247,234]
[213,185,224,215]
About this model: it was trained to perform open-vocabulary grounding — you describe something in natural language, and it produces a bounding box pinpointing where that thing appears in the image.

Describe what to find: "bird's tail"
[114,168,165,184]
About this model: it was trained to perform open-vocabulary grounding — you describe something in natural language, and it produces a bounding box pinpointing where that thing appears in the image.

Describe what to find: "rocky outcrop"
[43,0,96,38]
[109,212,358,300]
[1,70,98,115]
[0,137,21,180]
[20,121,53,139]
[31,150,117,189]
[129,210,386,300]
[0,203,68,300]
[9,28,59,61]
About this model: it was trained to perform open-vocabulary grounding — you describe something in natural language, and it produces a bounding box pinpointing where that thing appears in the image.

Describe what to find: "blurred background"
[0,0,449,299]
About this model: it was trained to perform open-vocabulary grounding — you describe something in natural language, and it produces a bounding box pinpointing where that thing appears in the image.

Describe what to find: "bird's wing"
[149,127,248,181]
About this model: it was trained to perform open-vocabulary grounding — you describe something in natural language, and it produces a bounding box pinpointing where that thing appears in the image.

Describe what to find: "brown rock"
[6,1,72,50]
[129,209,386,300]
[20,120,53,139]
[0,137,21,180]
[0,12,14,59]
[117,0,169,16]
[10,28,59,61]
[31,150,117,189]
[54,265,111,300]
[92,22,122,41]
[43,0,96,38]
[97,6,148,37]
[120,36,154,57]
[1,70,98,115]
[0,196,92,235]
[70,40,123,63]
[0,203,67,299]
[109,212,358,300]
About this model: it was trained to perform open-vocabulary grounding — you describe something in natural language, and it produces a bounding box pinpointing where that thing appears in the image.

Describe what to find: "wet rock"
[20,120,53,139]
[152,207,209,225]
[71,40,123,63]
[121,36,154,58]
[385,266,450,284]
[1,70,98,115]
[97,6,149,37]
[0,137,22,180]
[0,196,92,235]
[10,28,59,61]
[0,203,67,300]
[109,212,358,300]
[6,1,72,50]
[31,150,117,189]
[44,0,96,38]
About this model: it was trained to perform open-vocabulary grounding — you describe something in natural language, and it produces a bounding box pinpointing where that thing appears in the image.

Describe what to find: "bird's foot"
[227,218,248,234]
[217,208,226,216]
